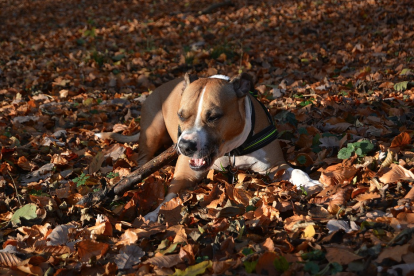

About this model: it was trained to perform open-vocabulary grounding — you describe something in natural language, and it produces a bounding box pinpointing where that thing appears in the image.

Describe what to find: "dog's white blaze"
[193,85,208,153]
[195,85,207,129]
[177,85,207,157]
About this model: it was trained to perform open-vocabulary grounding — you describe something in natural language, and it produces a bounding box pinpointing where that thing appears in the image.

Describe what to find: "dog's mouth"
[188,152,215,171]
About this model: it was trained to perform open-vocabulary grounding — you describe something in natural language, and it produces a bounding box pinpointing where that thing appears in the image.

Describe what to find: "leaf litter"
[1,0,414,275]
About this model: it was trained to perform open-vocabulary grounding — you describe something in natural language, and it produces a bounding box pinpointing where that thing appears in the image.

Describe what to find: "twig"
[7,170,22,206]
[199,0,234,15]
[77,145,179,206]
[113,145,178,195]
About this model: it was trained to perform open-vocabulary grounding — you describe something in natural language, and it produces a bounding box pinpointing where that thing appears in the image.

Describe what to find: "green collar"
[229,93,278,156]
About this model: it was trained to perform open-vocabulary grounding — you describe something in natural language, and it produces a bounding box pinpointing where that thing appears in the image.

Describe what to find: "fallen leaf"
[114,245,145,270]
[172,260,212,276]
[319,163,358,186]
[77,240,109,262]
[325,246,363,265]
[0,252,22,267]
[159,197,183,225]
[144,254,182,268]
[302,224,316,240]
[47,225,76,246]
[379,164,414,183]
[376,244,410,263]
[390,132,411,148]
[255,251,278,275]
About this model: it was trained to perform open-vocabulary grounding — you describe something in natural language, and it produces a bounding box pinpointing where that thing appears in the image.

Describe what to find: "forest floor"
[1,0,414,275]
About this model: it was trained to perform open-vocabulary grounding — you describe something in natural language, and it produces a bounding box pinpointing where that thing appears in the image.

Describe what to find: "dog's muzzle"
[178,137,216,171]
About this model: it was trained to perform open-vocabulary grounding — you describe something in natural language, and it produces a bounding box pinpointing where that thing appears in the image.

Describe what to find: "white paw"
[283,168,323,192]
[143,193,177,222]
[144,209,160,222]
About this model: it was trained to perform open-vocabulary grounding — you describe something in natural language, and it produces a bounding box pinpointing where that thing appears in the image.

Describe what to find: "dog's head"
[177,73,254,171]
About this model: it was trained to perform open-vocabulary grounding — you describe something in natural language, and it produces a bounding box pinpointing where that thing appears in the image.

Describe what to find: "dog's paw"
[144,209,160,222]
[283,168,323,192]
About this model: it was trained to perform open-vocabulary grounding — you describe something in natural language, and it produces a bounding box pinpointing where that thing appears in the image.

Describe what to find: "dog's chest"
[212,149,271,174]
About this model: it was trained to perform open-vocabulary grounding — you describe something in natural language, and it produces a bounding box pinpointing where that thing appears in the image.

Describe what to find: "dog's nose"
[179,139,197,155]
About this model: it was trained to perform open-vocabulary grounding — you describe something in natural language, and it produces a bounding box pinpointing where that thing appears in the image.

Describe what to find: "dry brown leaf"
[77,240,109,262]
[159,197,183,225]
[255,251,279,275]
[262,237,275,252]
[319,163,358,186]
[233,188,251,206]
[17,156,37,171]
[143,254,182,268]
[0,252,22,267]
[325,247,363,265]
[206,189,226,209]
[212,260,237,274]
[114,245,144,270]
[235,173,250,189]
[379,164,414,184]
[166,225,187,244]
[51,154,68,166]
[355,192,381,202]
[29,195,58,209]
[396,212,414,224]
[376,244,410,263]
[88,151,105,175]
[179,244,196,265]
[225,182,234,201]
[255,202,280,221]
[15,256,46,276]
[88,221,113,237]
[34,244,71,256]
[200,184,221,208]
[390,132,411,148]
[117,229,139,246]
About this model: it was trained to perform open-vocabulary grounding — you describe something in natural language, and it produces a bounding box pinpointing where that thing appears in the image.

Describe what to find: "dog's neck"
[220,95,252,155]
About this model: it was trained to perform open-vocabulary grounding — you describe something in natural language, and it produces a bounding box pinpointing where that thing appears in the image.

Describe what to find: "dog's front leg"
[144,155,206,222]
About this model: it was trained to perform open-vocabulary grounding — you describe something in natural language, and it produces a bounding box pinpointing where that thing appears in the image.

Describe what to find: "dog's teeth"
[189,160,191,163]
[202,161,205,165]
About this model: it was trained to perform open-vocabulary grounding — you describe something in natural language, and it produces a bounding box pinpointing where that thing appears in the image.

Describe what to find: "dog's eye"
[207,114,222,122]
[178,111,186,121]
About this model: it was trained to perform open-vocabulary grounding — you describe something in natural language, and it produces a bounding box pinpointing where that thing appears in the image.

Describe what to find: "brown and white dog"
[97,73,321,221]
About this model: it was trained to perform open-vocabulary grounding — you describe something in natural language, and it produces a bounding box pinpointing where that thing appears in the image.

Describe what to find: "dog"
[97,73,322,221]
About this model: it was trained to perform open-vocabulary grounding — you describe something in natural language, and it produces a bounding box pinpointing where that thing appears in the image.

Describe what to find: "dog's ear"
[182,73,198,93]
[230,73,254,98]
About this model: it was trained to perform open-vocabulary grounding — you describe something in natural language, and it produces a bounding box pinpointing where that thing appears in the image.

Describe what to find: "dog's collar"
[209,75,231,81]
[229,91,279,156]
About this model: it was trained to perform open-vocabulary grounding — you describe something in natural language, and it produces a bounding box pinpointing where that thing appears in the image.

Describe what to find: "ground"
[1,0,414,275]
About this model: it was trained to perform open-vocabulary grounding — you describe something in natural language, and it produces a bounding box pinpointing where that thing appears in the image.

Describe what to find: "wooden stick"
[200,0,234,15]
[113,145,178,195]
[77,145,178,207]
